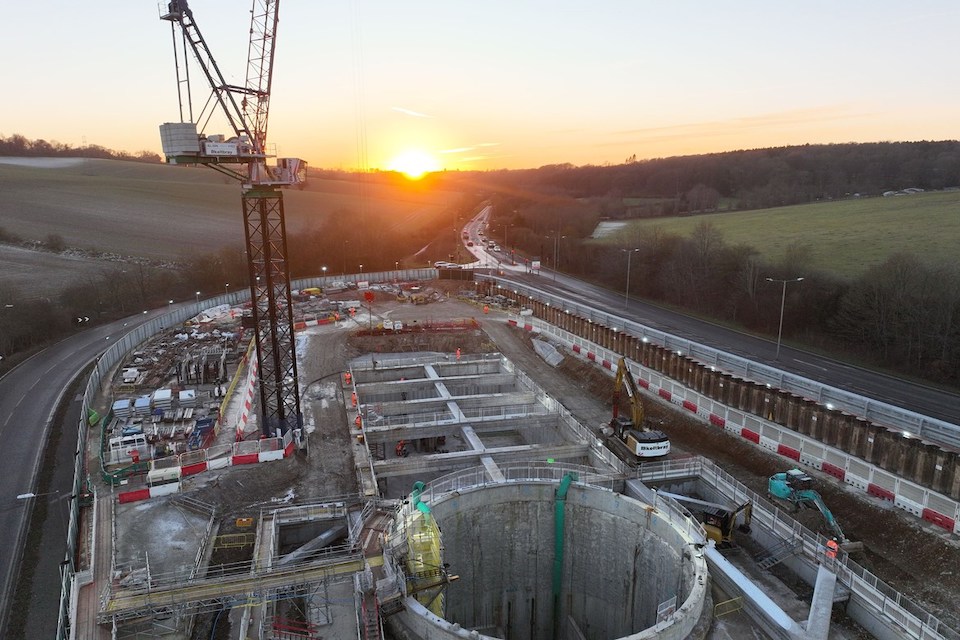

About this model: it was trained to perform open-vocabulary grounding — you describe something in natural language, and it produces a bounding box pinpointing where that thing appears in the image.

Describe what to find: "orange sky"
[6,2,960,172]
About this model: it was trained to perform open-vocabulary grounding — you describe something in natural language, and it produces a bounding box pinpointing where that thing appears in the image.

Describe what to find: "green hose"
[411,480,431,515]
[553,473,578,634]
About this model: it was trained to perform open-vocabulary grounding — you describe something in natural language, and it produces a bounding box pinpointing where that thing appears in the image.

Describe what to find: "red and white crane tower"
[159,0,305,438]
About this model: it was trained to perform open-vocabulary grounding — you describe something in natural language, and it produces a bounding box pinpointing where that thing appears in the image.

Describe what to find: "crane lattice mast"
[159,0,305,438]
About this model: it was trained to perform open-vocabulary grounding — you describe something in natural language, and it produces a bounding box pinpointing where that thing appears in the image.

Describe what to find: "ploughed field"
[0,157,454,298]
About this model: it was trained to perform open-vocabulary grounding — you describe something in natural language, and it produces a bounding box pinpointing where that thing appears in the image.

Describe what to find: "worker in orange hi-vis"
[825,538,839,566]
[456,348,461,361]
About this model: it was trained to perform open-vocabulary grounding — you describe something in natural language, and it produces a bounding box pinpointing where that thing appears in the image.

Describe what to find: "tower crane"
[158,0,306,438]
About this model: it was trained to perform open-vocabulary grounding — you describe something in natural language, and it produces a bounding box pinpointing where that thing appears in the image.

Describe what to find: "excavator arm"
[802,491,846,542]
[613,357,645,429]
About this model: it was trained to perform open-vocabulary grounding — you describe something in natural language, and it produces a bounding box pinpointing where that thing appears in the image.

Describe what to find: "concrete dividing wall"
[485,281,960,536]
[481,278,960,491]
[639,457,959,640]
[404,482,707,640]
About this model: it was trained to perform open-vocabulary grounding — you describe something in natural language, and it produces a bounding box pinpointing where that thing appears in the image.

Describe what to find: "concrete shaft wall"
[419,483,704,640]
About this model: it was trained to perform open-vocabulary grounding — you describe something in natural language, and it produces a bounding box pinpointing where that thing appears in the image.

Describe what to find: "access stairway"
[756,536,803,570]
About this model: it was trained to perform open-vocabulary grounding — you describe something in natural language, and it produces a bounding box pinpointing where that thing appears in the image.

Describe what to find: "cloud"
[439,147,475,154]
[391,106,432,118]
[608,105,864,147]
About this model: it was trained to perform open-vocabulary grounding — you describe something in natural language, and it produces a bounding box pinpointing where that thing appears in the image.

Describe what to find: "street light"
[195,291,201,314]
[765,276,805,360]
[225,283,230,297]
[621,248,640,307]
[321,265,327,282]
[359,263,364,275]
[553,235,567,281]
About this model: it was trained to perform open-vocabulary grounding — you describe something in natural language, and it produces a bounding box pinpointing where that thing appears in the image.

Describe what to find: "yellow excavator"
[659,491,753,545]
[610,357,670,459]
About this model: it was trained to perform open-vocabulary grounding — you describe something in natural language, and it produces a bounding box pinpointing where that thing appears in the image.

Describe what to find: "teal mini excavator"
[768,469,862,552]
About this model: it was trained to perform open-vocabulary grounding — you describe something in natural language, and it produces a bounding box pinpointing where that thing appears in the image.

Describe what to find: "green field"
[606,191,960,280]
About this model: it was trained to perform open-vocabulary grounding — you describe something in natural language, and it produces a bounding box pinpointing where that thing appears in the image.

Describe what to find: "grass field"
[606,191,960,280]
[0,158,457,297]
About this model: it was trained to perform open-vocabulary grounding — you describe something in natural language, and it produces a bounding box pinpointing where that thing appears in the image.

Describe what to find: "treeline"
[0,249,242,369]
[482,141,960,214]
[0,187,482,369]
[492,205,960,385]
[0,133,162,163]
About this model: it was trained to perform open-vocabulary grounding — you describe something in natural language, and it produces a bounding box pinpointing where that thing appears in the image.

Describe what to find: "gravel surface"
[178,289,960,637]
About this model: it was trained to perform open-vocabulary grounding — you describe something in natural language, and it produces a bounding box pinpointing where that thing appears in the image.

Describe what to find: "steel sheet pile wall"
[479,279,960,504]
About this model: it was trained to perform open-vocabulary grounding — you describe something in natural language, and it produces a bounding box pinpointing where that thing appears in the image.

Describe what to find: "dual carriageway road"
[1,260,959,637]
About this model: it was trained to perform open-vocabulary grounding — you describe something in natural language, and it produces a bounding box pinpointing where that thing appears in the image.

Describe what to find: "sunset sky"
[5,1,960,172]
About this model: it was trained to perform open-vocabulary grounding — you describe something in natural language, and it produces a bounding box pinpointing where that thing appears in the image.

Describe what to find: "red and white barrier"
[235,351,259,441]
[518,315,960,535]
[117,430,297,504]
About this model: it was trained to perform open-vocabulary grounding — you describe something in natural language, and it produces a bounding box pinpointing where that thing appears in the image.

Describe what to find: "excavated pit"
[392,480,709,640]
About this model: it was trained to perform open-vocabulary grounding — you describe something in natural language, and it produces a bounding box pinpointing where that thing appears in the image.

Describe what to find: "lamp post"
[225,283,230,297]
[621,248,640,307]
[765,276,805,360]
[553,235,567,281]
[321,265,327,283]
[194,291,201,314]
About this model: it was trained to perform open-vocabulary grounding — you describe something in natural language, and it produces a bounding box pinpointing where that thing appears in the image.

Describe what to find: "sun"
[387,149,440,180]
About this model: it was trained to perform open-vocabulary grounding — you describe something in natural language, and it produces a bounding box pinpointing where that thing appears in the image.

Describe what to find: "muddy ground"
[186,291,960,638]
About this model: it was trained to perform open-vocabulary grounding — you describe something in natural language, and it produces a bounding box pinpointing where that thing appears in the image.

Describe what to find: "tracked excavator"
[659,492,752,545]
[608,357,670,459]
[768,469,862,551]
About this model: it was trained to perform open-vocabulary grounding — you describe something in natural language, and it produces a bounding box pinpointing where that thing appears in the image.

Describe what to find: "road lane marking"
[794,359,828,372]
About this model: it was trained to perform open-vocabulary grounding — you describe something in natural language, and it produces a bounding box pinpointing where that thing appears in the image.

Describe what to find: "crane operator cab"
[784,468,814,491]
[701,502,753,546]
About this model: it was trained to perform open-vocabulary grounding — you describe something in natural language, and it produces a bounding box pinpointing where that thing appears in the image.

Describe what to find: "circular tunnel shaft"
[398,480,708,640]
